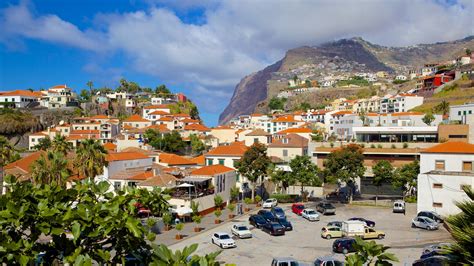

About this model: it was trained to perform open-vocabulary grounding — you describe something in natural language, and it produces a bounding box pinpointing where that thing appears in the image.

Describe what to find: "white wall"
[417,173,473,216]
[105,157,153,179]
[420,153,473,173]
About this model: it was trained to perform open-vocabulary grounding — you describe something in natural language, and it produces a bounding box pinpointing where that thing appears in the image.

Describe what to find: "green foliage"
[175,223,184,231]
[145,129,186,153]
[214,195,223,209]
[356,87,377,99]
[403,142,408,148]
[466,48,472,56]
[227,203,235,212]
[405,196,417,203]
[370,144,376,148]
[0,177,173,265]
[51,135,73,155]
[74,139,108,180]
[214,209,222,218]
[268,97,286,110]
[192,215,202,224]
[33,136,52,151]
[345,237,399,265]
[190,201,200,216]
[392,160,419,197]
[0,136,20,166]
[255,195,262,203]
[295,102,311,111]
[434,100,450,116]
[236,143,271,200]
[336,76,370,87]
[372,160,394,204]
[152,243,221,266]
[30,151,71,187]
[324,145,365,199]
[0,109,41,139]
[270,168,295,193]
[190,134,205,155]
[244,197,252,205]
[79,89,91,103]
[155,84,171,95]
[289,155,322,196]
[442,186,474,263]
[311,130,324,142]
[162,212,172,226]
[270,194,300,203]
[393,79,408,85]
[377,144,382,149]
[230,186,239,202]
[391,144,396,149]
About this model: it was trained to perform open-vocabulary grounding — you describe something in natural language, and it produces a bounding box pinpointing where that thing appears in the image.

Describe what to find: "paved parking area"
[169,202,452,265]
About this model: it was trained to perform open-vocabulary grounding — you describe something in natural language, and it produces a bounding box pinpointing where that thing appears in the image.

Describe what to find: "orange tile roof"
[251,113,264,117]
[146,124,170,132]
[391,112,424,116]
[190,155,205,165]
[5,151,44,172]
[157,116,174,122]
[173,113,191,117]
[206,143,248,156]
[269,134,308,148]
[276,127,312,134]
[106,152,150,162]
[422,141,474,154]
[70,130,100,134]
[66,135,85,141]
[184,124,210,132]
[90,115,108,119]
[332,111,353,116]
[139,173,176,187]
[148,110,169,115]
[159,153,196,165]
[1,90,42,97]
[129,170,154,181]
[103,142,117,151]
[191,164,234,176]
[212,125,233,130]
[271,115,301,123]
[143,104,170,109]
[30,132,48,137]
[51,84,68,89]
[246,129,271,136]
[181,118,199,123]
[124,115,150,123]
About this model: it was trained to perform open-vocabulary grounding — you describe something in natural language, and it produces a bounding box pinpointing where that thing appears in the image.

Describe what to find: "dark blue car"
[271,207,286,219]
[258,210,276,222]
[249,214,268,228]
[272,217,292,231]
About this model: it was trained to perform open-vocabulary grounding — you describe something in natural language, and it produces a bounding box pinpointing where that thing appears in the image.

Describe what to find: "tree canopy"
[392,160,419,198]
[145,129,186,153]
[289,155,321,196]
[190,134,205,155]
[236,143,271,200]
[268,97,286,110]
[372,160,395,204]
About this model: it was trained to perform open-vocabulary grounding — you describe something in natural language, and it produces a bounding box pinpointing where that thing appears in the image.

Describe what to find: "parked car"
[417,211,443,223]
[263,198,278,208]
[393,200,405,213]
[412,216,439,230]
[325,191,349,203]
[412,255,452,266]
[271,207,286,219]
[321,226,343,240]
[271,257,300,266]
[302,209,320,221]
[332,238,357,254]
[316,202,336,215]
[258,210,276,222]
[348,217,375,227]
[211,232,236,249]
[249,214,267,229]
[262,222,286,236]
[231,224,252,239]
[272,217,293,231]
[327,221,343,228]
[291,203,305,215]
[313,256,344,266]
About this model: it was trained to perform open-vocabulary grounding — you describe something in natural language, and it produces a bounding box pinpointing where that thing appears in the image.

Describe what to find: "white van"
[393,200,405,213]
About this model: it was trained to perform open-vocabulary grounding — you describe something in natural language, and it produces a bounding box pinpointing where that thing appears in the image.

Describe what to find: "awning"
[176,182,194,188]
[179,176,212,183]
[175,206,193,216]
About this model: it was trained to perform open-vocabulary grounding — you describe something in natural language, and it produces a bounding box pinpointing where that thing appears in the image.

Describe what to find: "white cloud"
[1,0,473,116]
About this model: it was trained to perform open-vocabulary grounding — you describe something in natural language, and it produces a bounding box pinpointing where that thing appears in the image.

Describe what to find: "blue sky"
[1,0,472,125]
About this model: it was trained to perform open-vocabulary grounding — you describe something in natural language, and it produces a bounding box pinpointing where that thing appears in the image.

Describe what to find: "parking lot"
[168,202,452,265]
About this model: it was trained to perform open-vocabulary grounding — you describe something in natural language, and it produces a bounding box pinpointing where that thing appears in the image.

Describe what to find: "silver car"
[412,216,439,230]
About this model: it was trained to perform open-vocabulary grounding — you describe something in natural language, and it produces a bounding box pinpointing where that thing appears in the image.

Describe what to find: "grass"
[410,82,474,114]
[350,201,391,208]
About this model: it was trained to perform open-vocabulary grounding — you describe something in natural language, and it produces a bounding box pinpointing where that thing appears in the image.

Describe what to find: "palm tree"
[86,81,94,95]
[435,100,450,116]
[30,151,71,187]
[442,186,474,263]
[74,139,108,181]
[0,136,18,192]
[51,135,73,155]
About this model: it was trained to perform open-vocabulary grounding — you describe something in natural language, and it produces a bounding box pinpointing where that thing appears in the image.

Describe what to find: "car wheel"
[220,243,223,249]
[342,248,348,254]
[212,239,214,244]
[378,234,384,239]
[326,235,331,240]
[411,223,416,228]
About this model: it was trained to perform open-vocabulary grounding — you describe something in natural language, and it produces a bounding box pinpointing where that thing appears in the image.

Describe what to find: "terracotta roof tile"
[5,151,44,172]
[124,115,150,123]
[276,127,312,134]
[246,129,271,136]
[143,104,170,109]
[191,164,234,176]
[271,115,301,123]
[184,124,210,132]
[129,170,154,181]
[269,134,308,148]
[391,112,424,116]
[106,152,150,162]
[139,173,176,187]
[422,141,474,154]
[206,142,248,156]
[0,90,42,97]
[103,142,117,151]
[159,153,196,165]
[190,155,205,165]
[148,110,169,115]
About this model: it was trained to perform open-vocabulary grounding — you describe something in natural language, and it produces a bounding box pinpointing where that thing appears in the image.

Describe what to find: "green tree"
[289,155,321,197]
[117,78,129,92]
[392,160,419,198]
[214,195,223,209]
[74,139,108,181]
[466,48,472,56]
[152,243,221,265]
[236,143,271,201]
[51,135,73,155]
[0,109,41,144]
[190,134,205,155]
[230,186,240,202]
[324,144,365,202]
[190,201,200,217]
[33,136,52,151]
[359,110,368,126]
[345,237,399,265]
[86,80,94,94]
[442,186,474,263]
[79,89,91,103]
[372,160,394,205]
[311,129,324,142]
[155,84,171,95]
[422,112,435,126]
[0,136,20,192]
[434,100,450,116]
[30,151,71,187]
[270,168,294,194]
[268,97,285,110]
[298,102,311,111]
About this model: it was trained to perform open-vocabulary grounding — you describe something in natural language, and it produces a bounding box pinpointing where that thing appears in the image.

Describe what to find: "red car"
[291,203,305,215]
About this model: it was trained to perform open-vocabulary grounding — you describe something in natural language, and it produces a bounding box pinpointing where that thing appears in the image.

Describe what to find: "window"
[435,160,445,171]
[207,159,213,166]
[114,182,121,190]
[433,183,443,189]
[433,202,443,208]
[218,159,225,165]
[283,149,288,157]
[254,138,259,144]
[462,161,473,172]
[31,138,35,142]
[127,181,138,187]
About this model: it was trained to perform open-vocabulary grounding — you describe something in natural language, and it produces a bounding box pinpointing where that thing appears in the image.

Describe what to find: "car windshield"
[220,234,230,239]
[274,208,283,213]
[278,218,287,223]
[323,204,334,208]
[265,199,273,203]
[255,216,265,222]
[237,226,248,231]
[297,205,304,209]
[423,217,435,223]
[307,210,316,214]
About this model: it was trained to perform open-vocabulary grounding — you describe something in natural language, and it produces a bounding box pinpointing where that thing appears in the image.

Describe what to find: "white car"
[302,209,320,221]
[263,198,278,208]
[231,224,252,239]
[211,232,236,249]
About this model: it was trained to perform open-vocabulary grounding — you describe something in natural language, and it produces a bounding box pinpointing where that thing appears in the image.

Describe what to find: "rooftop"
[191,164,234,176]
[124,115,150,123]
[159,153,196,165]
[246,129,271,136]
[269,134,308,148]
[422,141,474,154]
[206,142,248,157]
[106,152,150,162]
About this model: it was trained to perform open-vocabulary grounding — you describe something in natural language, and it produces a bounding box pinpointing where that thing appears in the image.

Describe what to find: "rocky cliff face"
[219,37,474,124]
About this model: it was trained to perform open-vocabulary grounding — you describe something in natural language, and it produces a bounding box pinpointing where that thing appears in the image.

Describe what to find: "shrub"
[244,197,252,205]
[391,144,396,149]
[175,223,184,231]
[255,195,262,203]
[370,144,376,148]
[162,212,172,226]
[403,142,408,148]
[270,194,299,203]
[214,195,223,209]
[227,203,235,212]
[230,186,239,202]
[405,196,417,203]
[214,209,222,218]
[192,215,202,224]
[377,144,383,149]
[330,142,335,148]
[360,143,365,148]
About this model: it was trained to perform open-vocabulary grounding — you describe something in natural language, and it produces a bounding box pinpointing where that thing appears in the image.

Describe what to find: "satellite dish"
[59,120,64,125]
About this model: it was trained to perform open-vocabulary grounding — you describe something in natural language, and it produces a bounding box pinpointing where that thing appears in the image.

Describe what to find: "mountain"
[219,36,474,124]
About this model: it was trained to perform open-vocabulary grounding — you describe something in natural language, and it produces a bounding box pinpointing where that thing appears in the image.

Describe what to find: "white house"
[0,90,41,108]
[449,103,474,123]
[243,129,272,146]
[417,142,474,216]
[100,151,153,190]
